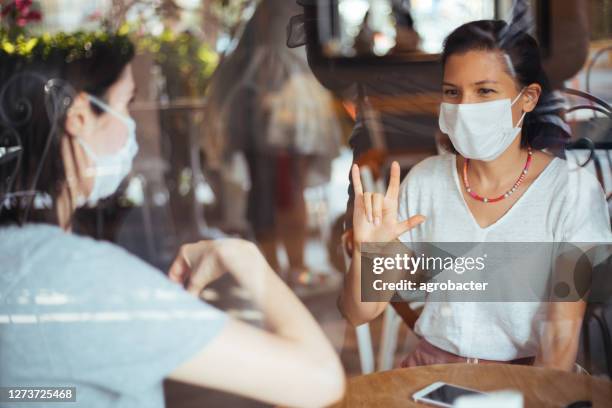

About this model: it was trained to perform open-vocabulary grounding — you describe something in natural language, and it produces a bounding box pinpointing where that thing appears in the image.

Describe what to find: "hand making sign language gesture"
[351,161,426,247]
[340,161,426,325]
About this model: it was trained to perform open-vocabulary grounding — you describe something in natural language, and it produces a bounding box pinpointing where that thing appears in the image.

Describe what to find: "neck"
[56,186,75,232]
[466,138,528,189]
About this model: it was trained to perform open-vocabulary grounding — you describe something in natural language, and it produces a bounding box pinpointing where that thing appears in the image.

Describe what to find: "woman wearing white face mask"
[72,93,139,207]
[0,33,344,407]
[339,20,612,371]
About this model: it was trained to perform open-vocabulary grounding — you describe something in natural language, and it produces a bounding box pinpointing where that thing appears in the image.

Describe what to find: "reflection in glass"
[319,0,495,57]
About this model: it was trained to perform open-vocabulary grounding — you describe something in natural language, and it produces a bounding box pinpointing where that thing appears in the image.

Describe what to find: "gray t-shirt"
[0,224,228,408]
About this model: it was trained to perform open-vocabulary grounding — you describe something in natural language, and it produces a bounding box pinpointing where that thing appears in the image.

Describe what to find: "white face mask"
[77,94,138,207]
[439,90,527,161]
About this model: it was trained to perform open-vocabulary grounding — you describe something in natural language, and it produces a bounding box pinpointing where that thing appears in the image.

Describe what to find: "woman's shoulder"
[69,230,162,280]
[0,223,83,258]
[552,153,612,242]
[1,223,159,280]
[546,153,605,195]
[3,223,132,257]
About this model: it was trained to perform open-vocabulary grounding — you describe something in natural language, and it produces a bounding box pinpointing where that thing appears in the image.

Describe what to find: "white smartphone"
[412,381,487,407]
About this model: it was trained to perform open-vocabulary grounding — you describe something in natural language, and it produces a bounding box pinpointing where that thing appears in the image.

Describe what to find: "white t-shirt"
[397,153,612,360]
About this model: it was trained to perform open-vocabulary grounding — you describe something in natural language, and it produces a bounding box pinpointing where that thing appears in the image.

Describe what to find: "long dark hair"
[441,20,570,151]
[0,32,134,227]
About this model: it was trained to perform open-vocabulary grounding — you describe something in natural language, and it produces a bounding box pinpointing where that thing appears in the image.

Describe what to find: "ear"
[64,92,93,138]
[521,84,542,113]
[61,99,93,205]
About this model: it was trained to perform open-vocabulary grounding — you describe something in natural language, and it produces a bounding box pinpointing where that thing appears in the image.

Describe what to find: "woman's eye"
[443,89,458,97]
[478,88,496,95]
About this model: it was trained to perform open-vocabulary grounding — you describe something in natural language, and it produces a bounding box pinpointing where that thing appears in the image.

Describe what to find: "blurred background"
[4,0,610,406]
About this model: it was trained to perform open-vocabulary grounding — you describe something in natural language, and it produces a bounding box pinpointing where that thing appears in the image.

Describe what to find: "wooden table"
[329,364,612,407]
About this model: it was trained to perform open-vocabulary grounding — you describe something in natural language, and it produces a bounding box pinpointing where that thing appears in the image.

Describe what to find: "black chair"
[579,252,612,379]
[581,302,612,378]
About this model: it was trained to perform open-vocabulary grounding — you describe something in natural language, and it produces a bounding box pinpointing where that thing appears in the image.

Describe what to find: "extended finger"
[394,215,426,237]
[352,164,364,196]
[363,192,373,223]
[372,193,383,226]
[385,161,401,200]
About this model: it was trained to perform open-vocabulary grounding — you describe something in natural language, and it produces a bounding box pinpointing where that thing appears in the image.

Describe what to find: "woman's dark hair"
[0,32,134,227]
[440,20,570,152]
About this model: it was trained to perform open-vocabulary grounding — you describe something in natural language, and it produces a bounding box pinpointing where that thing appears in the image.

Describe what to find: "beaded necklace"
[463,148,533,203]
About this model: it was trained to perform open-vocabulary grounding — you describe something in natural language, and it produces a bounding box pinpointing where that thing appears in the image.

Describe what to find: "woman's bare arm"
[168,240,345,407]
[535,300,586,371]
[339,245,389,326]
[339,162,425,326]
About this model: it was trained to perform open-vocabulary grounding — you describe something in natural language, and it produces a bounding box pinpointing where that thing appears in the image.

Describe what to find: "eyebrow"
[443,80,499,87]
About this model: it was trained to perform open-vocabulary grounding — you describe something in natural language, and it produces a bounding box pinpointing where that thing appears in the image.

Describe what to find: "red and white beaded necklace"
[462,148,533,203]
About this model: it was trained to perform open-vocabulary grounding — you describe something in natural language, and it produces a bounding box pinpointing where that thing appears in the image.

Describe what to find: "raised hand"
[351,161,425,246]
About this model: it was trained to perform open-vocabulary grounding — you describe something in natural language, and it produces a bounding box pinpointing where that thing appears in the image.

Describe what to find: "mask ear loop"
[87,94,135,132]
[511,88,526,106]
[512,88,528,128]
[77,93,136,162]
